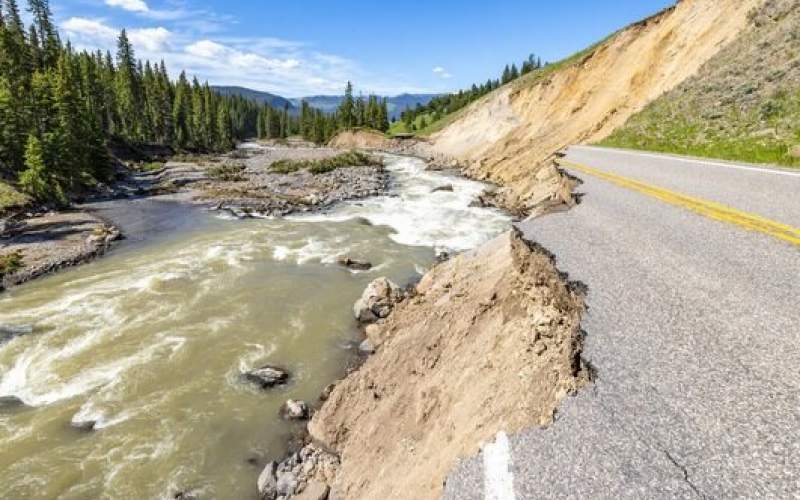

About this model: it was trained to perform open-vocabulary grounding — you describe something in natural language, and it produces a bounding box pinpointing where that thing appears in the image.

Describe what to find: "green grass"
[0,181,31,215]
[600,90,800,168]
[270,151,382,175]
[208,163,246,181]
[0,250,24,277]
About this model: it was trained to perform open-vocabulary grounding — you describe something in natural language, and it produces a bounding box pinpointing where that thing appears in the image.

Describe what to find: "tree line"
[0,0,270,203]
[400,53,545,131]
[0,0,387,205]
[254,81,390,142]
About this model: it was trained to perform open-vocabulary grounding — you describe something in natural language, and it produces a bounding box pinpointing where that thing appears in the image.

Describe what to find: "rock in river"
[337,257,372,271]
[280,399,310,420]
[432,184,454,193]
[244,365,289,389]
[0,395,26,410]
[353,277,403,323]
[258,461,279,500]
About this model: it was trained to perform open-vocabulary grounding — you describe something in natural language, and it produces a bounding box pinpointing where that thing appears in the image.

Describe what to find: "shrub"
[208,163,246,181]
[0,250,24,277]
[270,151,382,175]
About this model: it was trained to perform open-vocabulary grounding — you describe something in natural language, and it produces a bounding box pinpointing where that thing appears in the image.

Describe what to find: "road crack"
[663,450,707,499]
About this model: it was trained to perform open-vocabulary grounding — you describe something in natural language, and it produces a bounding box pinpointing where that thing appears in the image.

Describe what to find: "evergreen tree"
[338,81,355,128]
[115,29,141,140]
[19,133,65,204]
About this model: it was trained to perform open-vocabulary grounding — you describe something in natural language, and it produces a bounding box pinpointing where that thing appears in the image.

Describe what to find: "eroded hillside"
[429,0,763,213]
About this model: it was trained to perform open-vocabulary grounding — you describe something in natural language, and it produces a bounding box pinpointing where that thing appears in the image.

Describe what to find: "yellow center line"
[558,159,800,247]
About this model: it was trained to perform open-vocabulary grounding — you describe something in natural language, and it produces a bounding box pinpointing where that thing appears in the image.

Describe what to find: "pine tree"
[115,29,141,140]
[339,81,355,128]
[19,133,65,203]
[172,71,191,149]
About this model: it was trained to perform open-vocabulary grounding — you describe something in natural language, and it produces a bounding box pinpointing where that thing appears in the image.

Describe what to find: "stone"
[276,471,298,497]
[353,277,402,323]
[789,145,800,159]
[358,339,375,354]
[431,184,454,193]
[0,395,26,409]
[319,383,336,401]
[257,461,278,500]
[336,257,372,271]
[244,365,289,389]
[280,399,310,420]
[294,481,330,500]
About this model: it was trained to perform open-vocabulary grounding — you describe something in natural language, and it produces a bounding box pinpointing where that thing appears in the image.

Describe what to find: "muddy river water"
[0,152,510,499]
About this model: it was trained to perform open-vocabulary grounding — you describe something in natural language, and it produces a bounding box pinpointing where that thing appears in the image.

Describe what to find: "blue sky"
[53,0,675,97]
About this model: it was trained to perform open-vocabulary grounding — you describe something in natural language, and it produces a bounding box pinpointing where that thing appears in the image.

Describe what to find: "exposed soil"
[306,229,589,500]
[424,0,761,213]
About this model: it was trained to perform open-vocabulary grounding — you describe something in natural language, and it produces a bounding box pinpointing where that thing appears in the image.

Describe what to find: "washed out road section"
[444,146,800,499]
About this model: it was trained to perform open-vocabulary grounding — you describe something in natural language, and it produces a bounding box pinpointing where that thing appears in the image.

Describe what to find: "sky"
[51,0,675,97]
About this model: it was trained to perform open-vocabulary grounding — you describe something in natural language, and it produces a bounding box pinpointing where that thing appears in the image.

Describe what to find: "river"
[0,151,510,499]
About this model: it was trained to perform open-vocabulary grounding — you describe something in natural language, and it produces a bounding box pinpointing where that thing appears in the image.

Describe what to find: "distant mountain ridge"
[212,86,440,120]
[212,86,295,110]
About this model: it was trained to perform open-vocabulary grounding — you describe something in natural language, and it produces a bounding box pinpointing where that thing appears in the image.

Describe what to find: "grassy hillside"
[601,0,800,167]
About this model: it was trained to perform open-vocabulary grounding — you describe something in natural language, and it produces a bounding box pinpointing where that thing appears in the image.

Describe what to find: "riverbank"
[328,129,577,217]
[0,142,387,293]
[0,150,511,500]
[264,228,589,500]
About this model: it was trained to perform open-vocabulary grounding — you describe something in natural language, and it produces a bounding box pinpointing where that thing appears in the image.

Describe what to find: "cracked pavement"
[443,146,800,499]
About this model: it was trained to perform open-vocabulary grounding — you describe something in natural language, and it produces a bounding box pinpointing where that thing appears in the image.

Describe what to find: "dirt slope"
[309,229,588,500]
[430,0,763,212]
[602,0,800,166]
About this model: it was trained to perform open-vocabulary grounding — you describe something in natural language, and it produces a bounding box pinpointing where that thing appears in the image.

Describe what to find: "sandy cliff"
[429,0,762,212]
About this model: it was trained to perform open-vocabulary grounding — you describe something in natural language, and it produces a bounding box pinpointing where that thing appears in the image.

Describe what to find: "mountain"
[212,86,295,110]
[291,93,441,120]
[213,87,440,120]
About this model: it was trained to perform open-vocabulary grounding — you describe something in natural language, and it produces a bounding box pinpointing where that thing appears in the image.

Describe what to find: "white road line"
[483,431,517,500]
[571,145,800,178]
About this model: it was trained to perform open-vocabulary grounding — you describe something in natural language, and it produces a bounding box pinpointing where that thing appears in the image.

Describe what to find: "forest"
[0,0,389,205]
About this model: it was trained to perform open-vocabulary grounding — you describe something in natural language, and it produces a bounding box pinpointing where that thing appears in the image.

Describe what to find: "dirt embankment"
[427,0,762,213]
[307,229,588,500]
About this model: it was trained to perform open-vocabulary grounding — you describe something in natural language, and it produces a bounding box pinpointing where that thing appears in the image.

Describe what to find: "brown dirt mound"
[309,229,588,500]
[328,129,396,150]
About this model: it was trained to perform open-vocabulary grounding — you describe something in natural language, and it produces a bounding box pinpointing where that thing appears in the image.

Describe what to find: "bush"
[0,250,24,277]
[208,163,246,181]
[270,151,382,175]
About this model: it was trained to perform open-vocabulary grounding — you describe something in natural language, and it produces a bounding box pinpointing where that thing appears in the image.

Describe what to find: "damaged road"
[444,146,800,499]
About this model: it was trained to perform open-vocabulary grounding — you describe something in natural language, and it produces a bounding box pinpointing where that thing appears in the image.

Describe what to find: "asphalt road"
[443,146,800,499]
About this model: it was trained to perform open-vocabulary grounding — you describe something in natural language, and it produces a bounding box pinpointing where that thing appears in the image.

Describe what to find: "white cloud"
[61,17,172,53]
[129,27,172,52]
[105,0,149,13]
[185,39,227,58]
[62,17,118,42]
[58,16,431,96]
[433,66,452,79]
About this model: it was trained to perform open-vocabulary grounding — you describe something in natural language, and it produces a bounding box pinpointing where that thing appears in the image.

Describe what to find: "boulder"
[431,184,454,193]
[789,145,800,159]
[0,395,26,409]
[258,461,278,500]
[280,399,310,420]
[276,471,298,497]
[358,339,375,354]
[244,365,289,389]
[353,277,402,323]
[336,257,372,271]
[294,481,330,500]
[319,383,336,401]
